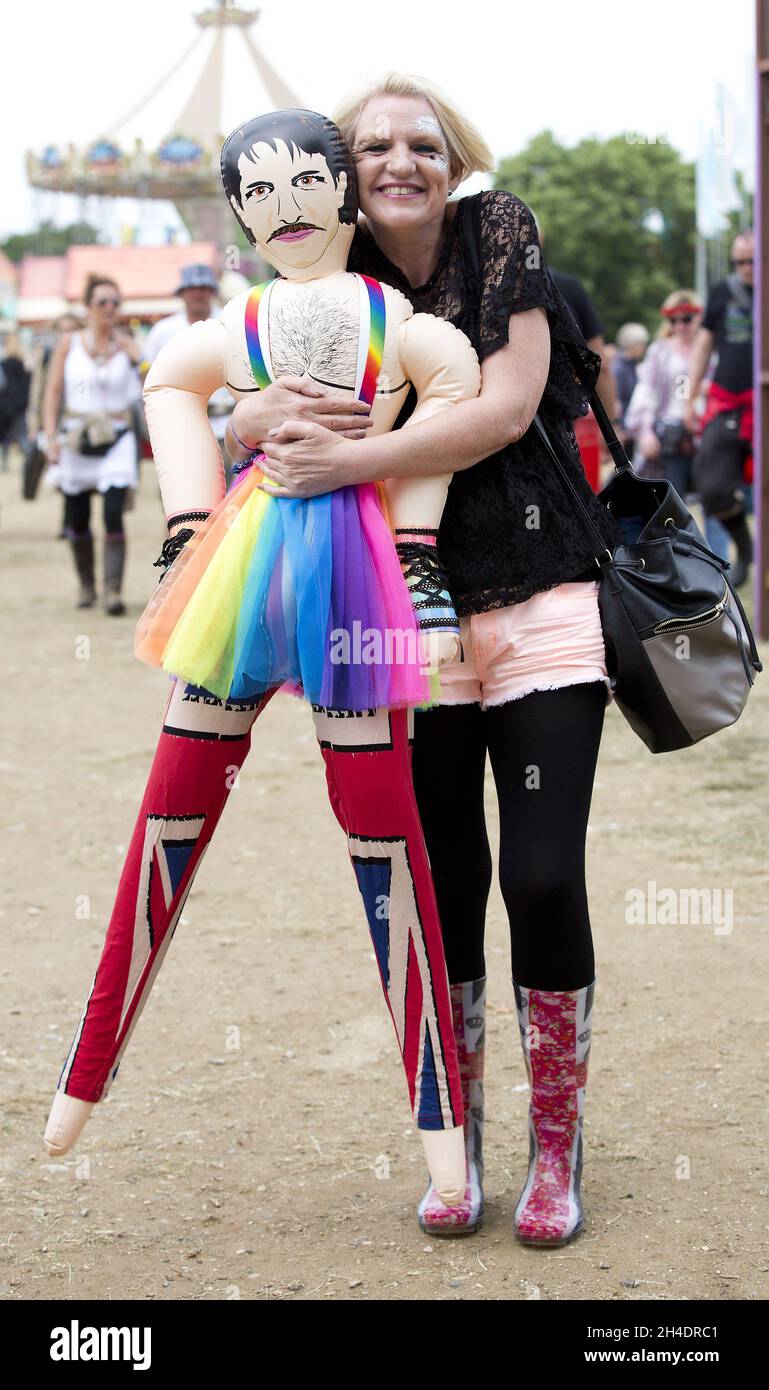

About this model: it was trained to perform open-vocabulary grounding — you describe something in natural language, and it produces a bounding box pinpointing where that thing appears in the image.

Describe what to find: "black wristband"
[153,528,195,581]
[166,510,211,531]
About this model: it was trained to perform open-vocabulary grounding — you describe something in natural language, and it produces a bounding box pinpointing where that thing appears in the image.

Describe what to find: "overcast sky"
[2,0,754,241]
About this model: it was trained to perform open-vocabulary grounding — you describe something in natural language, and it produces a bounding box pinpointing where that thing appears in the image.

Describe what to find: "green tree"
[495,131,696,339]
[1,220,101,262]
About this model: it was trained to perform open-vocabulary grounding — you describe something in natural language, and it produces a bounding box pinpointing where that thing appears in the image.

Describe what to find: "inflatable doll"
[44,109,481,1210]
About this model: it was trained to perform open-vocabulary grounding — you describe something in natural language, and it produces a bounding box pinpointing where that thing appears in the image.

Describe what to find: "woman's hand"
[230,375,373,453]
[116,331,143,366]
[44,436,61,464]
[641,428,661,460]
[257,420,363,497]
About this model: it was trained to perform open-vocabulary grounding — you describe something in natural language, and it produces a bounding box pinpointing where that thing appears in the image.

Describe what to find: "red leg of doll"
[57,679,273,1104]
[312,705,464,1132]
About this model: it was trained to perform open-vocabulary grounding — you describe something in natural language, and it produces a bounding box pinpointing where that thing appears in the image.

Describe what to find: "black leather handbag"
[532,395,762,753]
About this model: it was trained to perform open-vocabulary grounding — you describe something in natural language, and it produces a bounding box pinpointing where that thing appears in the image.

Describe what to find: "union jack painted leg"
[56,679,271,1104]
[312,705,464,1132]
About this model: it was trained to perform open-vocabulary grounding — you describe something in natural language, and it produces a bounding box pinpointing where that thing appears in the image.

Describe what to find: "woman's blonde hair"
[332,72,495,187]
[656,288,703,340]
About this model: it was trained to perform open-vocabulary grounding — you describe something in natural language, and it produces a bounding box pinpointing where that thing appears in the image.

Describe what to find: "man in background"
[142,264,234,477]
[611,321,650,460]
[537,224,619,490]
[684,230,754,586]
[549,265,619,426]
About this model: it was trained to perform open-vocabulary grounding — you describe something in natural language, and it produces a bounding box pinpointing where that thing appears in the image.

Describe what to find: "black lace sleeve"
[476,189,601,420]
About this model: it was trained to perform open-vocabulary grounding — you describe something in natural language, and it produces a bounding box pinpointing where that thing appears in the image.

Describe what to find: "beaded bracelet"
[230,422,260,457]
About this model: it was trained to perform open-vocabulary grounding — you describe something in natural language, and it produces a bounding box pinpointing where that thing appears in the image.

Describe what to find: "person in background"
[141,264,235,480]
[541,244,618,489]
[684,230,754,582]
[43,275,142,613]
[546,269,618,425]
[26,313,82,528]
[0,334,31,471]
[624,291,703,499]
[611,322,649,459]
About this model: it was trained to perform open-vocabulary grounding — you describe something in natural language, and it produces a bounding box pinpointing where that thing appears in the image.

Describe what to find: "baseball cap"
[174,264,219,295]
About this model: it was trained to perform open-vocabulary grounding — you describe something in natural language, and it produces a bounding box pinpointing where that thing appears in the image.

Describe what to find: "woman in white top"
[624,289,703,499]
[43,275,142,613]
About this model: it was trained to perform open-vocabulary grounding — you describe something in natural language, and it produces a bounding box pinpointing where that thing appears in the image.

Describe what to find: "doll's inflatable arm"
[388,314,481,668]
[389,314,481,525]
[143,318,228,522]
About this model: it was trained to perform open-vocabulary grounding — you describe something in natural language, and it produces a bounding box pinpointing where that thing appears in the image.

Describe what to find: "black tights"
[64,487,127,538]
[411,682,606,990]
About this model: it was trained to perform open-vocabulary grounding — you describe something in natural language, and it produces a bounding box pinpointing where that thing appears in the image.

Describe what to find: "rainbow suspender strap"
[353,274,385,407]
[244,273,386,406]
[243,278,275,391]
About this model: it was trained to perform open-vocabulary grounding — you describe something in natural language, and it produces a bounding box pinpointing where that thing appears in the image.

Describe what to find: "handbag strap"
[530,414,612,563]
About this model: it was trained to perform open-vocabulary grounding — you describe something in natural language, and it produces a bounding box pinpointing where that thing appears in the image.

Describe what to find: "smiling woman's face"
[231,139,348,272]
[352,95,454,230]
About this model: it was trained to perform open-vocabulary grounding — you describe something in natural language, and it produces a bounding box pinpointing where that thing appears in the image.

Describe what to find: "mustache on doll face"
[268,221,323,242]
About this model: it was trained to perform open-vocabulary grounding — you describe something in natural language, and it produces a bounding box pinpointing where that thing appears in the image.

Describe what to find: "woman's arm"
[225,376,374,463]
[258,306,551,497]
[41,335,69,460]
[683,327,716,432]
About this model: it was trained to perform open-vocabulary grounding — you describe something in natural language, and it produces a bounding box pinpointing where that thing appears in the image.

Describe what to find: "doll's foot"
[417,978,486,1235]
[418,629,461,670]
[395,530,460,668]
[418,1157,484,1236]
[419,1125,466,1208]
[44,1092,95,1156]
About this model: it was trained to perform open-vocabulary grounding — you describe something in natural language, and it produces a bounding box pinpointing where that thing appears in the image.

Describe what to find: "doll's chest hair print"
[267,281,360,388]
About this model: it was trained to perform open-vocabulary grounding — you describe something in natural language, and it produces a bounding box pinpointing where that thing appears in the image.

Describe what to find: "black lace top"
[348,188,622,615]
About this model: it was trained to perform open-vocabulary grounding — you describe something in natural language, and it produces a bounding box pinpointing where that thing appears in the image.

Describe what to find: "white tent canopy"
[105,3,301,151]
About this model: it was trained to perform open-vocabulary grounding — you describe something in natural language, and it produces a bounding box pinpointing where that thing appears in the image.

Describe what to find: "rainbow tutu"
[135,456,432,710]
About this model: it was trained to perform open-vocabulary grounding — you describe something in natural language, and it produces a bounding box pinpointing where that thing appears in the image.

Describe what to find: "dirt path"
[1,464,767,1302]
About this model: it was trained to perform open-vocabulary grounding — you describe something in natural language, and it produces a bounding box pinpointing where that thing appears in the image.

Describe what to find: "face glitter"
[412,115,449,170]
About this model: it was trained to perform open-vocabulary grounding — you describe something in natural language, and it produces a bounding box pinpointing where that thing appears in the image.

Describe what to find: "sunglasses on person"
[669,314,694,325]
[731,258,752,267]
[94,296,121,308]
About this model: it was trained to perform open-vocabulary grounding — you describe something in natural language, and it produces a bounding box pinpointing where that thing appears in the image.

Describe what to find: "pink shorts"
[438,581,613,710]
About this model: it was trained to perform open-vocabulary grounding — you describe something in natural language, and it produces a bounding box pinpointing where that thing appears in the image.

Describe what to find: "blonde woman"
[624,289,703,498]
[226,74,623,1245]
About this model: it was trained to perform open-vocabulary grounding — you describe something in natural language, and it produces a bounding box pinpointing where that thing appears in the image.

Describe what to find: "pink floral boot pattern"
[513,979,594,1246]
[418,977,485,1236]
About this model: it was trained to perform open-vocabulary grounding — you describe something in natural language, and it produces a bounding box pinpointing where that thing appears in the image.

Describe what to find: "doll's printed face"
[231,140,347,273]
